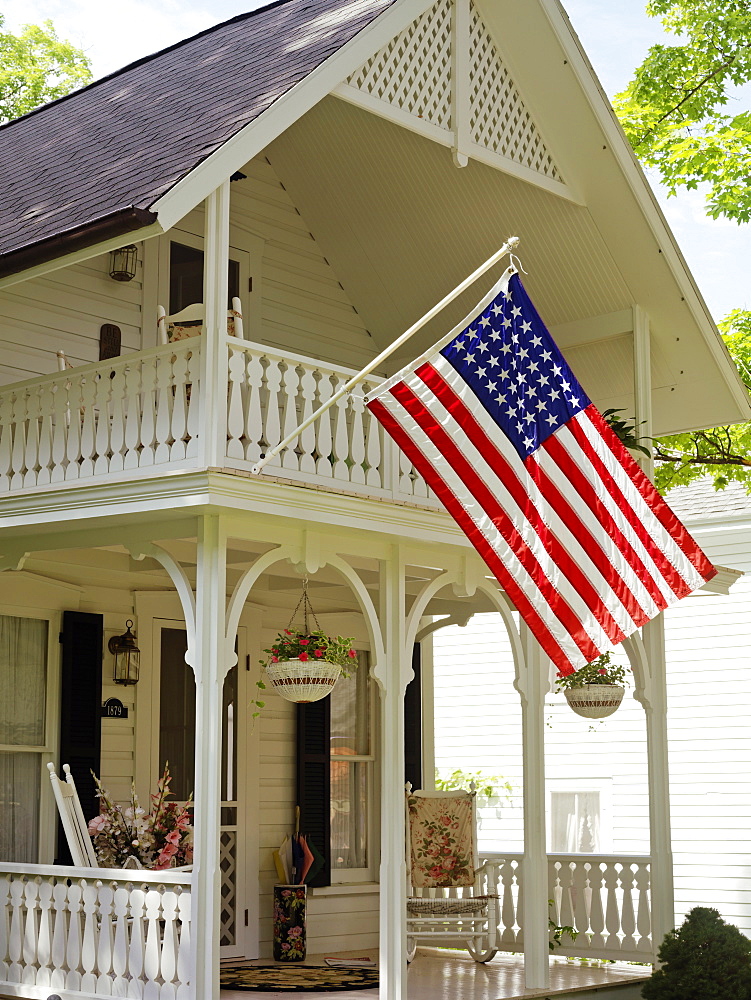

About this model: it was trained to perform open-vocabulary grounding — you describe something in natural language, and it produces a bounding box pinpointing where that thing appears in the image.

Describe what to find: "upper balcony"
[0,332,439,509]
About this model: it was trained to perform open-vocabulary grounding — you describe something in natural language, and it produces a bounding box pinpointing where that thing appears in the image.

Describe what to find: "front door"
[156,620,252,958]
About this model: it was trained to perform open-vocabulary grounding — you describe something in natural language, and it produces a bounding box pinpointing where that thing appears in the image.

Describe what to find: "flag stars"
[477,341,489,353]
[479,316,491,327]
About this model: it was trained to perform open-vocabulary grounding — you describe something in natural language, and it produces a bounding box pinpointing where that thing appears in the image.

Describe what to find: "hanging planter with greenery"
[556,652,628,719]
[261,579,357,704]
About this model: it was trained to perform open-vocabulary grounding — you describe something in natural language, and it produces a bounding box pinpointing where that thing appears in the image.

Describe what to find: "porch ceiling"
[264,95,750,437]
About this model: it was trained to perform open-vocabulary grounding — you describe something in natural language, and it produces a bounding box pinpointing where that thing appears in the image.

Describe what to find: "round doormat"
[220,964,379,992]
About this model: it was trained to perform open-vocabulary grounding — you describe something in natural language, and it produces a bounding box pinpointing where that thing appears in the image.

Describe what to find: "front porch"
[221,949,649,1000]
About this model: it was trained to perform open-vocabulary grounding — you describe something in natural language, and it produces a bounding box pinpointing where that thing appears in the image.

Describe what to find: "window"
[0,614,50,862]
[330,654,376,880]
[548,780,612,853]
[169,241,240,313]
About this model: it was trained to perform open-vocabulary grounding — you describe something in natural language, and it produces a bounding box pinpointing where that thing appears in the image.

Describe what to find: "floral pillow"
[407,793,474,888]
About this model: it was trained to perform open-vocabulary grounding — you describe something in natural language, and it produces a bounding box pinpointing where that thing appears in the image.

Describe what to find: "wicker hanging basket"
[564,684,624,719]
[265,658,341,703]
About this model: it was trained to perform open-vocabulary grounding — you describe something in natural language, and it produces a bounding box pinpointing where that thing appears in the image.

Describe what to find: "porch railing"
[0,337,440,508]
[0,862,192,999]
[485,852,653,962]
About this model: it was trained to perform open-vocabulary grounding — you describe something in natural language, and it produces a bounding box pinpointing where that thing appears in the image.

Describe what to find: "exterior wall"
[432,505,751,936]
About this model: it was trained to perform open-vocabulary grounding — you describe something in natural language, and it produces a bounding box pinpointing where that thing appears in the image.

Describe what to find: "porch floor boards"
[219,948,651,999]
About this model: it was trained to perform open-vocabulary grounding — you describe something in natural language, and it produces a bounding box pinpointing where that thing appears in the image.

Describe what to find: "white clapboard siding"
[433,496,751,936]
[0,252,144,385]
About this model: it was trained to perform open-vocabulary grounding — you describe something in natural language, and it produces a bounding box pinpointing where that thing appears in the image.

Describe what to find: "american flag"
[366,268,716,675]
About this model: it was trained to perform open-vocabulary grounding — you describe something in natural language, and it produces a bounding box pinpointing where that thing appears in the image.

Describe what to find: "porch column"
[376,547,411,1000]
[633,304,675,953]
[642,616,675,958]
[519,624,550,990]
[192,515,230,998]
[202,179,231,469]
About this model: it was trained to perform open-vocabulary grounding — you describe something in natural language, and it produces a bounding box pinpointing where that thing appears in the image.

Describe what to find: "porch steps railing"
[484,852,653,962]
[0,862,192,999]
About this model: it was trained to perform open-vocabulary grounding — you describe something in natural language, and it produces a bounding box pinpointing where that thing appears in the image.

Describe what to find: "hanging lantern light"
[109,620,140,685]
[109,244,138,282]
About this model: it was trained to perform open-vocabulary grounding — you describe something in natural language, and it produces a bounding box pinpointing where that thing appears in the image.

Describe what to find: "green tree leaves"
[0,14,91,123]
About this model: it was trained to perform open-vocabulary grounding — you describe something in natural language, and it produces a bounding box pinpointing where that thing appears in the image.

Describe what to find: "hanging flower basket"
[260,578,358,705]
[265,657,342,704]
[563,684,625,719]
[556,651,629,719]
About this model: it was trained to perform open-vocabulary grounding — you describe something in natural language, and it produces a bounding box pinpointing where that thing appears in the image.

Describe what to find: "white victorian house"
[0,1,747,999]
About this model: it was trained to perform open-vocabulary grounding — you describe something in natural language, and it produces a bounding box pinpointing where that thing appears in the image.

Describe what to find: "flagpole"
[251,235,520,474]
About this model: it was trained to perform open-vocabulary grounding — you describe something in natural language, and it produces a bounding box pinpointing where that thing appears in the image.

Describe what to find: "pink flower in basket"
[88,814,107,834]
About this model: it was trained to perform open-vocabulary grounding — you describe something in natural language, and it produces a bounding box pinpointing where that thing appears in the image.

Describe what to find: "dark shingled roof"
[0,0,397,277]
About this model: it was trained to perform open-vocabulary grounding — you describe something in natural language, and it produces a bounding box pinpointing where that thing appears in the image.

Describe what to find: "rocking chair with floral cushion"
[405,784,499,963]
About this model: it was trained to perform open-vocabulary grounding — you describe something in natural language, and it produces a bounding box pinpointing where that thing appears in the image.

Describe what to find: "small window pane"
[330,653,370,756]
[550,790,600,853]
[0,615,48,746]
[331,760,368,870]
[221,665,238,803]
[169,242,240,312]
[0,751,40,862]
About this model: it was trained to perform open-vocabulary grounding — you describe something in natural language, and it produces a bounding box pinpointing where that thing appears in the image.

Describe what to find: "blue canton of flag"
[441,273,590,460]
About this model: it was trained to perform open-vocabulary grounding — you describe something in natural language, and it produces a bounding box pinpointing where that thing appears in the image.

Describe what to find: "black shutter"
[404,643,422,790]
[58,610,103,865]
[296,699,330,888]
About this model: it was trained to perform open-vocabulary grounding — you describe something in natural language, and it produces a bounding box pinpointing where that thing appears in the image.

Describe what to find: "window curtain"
[0,615,48,862]
[330,653,370,871]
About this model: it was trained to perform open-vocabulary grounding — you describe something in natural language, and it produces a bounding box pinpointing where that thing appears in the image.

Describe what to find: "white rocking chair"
[157,296,244,344]
[405,784,499,963]
[47,762,107,868]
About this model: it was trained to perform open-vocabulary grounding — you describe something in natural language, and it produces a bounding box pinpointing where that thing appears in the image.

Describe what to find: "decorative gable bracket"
[333,0,572,201]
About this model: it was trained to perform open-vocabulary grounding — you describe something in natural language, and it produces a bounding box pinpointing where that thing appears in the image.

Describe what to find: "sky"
[2,0,749,322]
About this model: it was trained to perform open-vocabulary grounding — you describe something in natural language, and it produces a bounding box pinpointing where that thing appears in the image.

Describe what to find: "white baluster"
[50,383,68,482]
[635,863,651,953]
[36,384,54,485]
[8,879,23,982]
[111,885,130,996]
[0,875,10,981]
[226,349,247,460]
[96,882,114,995]
[348,385,367,484]
[64,376,83,482]
[184,349,200,459]
[280,364,301,471]
[154,353,174,465]
[128,887,146,996]
[21,879,39,983]
[244,353,264,464]
[50,881,68,989]
[175,888,191,1000]
[619,862,637,953]
[603,862,621,950]
[79,376,98,479]
[123,365,142,469]
[298,366,317,474]
[314,372,333,478]
[80,881,99,993]
[143,889,161,1000]
[36,879,53,987]
[332,379,350,481]
[170,351,190,462]
[262,359,282,467]
[0,395,14,491]
[108,368,127,473]
[364,384,382,487]
[160,890,178,999]
[139,359,157,467]
[65,881,83,991]
[22,386,41,488]
[10,391,28,490]
[94,365,113,476]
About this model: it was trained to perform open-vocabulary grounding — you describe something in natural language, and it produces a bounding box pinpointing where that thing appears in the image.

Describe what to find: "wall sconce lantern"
[109,620,140,685]
[109,244,138,282]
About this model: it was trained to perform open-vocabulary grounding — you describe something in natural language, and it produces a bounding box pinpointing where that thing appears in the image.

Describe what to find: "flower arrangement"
[88,764,193,870]
[555,651,628,691]
[260,627,358,676]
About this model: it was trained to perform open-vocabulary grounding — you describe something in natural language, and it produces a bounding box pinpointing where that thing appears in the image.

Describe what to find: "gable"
[335,0,567,197]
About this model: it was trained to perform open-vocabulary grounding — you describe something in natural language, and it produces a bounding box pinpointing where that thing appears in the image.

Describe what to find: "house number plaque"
[101,697,128,719]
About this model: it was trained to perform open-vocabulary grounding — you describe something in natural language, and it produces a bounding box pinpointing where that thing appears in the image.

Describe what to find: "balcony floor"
[220,948,650,999]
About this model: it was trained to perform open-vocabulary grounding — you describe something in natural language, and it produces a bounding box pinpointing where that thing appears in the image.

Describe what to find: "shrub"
[642,907,751,1000]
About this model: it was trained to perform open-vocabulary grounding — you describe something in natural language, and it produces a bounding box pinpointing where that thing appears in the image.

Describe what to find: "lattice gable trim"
[336,0,565,191]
